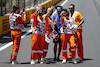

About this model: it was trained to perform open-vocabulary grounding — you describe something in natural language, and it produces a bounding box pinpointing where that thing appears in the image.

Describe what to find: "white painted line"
[0,29,32,51]
[0,0,68,51]
[61,0,68,6]
[0,42,13,51]
[21,29,32,39]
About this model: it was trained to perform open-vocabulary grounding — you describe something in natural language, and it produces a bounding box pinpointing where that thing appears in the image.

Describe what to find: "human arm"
[77,12,84,27]
[78,19,84,27]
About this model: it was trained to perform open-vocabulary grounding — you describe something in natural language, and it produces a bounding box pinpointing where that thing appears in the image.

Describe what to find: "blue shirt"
[53,14,61,36]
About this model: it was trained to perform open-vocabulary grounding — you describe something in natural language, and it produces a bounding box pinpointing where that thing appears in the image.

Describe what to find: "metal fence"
[0,0,48,16]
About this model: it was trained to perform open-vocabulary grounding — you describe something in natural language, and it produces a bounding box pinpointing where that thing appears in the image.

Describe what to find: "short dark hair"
[12,5,19,12]
[56,5,63,10]
[69,4,75,8]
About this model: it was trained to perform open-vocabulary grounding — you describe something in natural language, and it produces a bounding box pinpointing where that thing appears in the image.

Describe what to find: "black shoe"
[53,57,56,61]
[57,58,61,61]
[37,60,40,63]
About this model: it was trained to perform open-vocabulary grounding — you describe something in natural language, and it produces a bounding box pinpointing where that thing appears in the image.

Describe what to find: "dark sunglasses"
[57,9,62,11]
[69,8,73,10]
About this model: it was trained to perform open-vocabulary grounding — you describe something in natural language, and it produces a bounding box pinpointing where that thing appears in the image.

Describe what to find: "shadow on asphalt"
[68,58,93,64]
[20,62,30,64]
[82,58,93,61]
[20,58,56,64]
[0,58,93,65]
[44,58,56,64]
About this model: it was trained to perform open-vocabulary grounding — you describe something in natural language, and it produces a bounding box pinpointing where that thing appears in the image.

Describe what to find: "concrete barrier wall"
[0,0,61,36]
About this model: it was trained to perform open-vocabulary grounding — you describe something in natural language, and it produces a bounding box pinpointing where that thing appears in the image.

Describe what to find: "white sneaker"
[40,58,44,64]
[40,61,43,64]
[72,59,77,64]
[35,59,38,63]
[12,61,15,65]
[62,59,66,64]
[11,60,18,65]
[30,60,35,65]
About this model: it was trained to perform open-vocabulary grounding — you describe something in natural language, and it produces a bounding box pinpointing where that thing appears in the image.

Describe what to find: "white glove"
[60,27,63,33]
[45,35,50,43]
[71,24,78,32]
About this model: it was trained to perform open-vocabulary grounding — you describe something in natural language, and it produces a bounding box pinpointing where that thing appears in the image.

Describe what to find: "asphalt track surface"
[0,0,100,67]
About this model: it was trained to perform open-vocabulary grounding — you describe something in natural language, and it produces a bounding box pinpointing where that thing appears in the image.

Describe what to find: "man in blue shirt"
[53,6,63,61]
